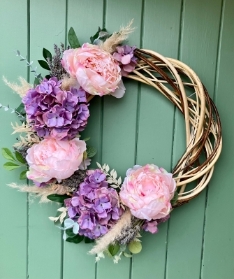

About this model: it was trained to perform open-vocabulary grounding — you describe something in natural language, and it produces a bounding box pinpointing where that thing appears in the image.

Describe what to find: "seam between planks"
[199,0,225,278]
[26,0,30,278]
[164,1,185,279]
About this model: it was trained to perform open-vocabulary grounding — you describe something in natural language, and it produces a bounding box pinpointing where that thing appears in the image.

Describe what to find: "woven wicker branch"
[127,49,222,205]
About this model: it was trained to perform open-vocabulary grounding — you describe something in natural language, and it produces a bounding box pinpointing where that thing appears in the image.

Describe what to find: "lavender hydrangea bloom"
[65,169,123,239]
[143,214,170,234]
[22,77,90,140]
[112,45,137,76]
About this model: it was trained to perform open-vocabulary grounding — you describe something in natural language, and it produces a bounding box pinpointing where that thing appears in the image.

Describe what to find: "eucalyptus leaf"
[47,194,70,203]
[128,241,142,254]
[20,170,27,180]
[2,148,15,161]
[15,151,26,164]
[38,60,50,71]
[68,27,80,48]
[3,162,20,171]
[42,48,52,61]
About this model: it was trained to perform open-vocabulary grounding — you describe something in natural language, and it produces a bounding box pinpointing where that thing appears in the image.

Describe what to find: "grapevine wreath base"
[2,22,222,262]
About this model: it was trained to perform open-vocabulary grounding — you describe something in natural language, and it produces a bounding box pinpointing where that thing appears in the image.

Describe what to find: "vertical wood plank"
[166,1,223,279]
[0,1,28,278]
[63,1,104,278]
[131,1,182,279]
[96,1,142,278]
[201,0,234,278]
[27,1,66,278]
[1,1,234,279]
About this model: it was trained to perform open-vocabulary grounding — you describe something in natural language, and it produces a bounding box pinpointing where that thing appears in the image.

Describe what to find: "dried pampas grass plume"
[100,19,135,54]
[8,183,72,203]
[89,209,131,255]
[61,76,78,90]
[3,76,32,98]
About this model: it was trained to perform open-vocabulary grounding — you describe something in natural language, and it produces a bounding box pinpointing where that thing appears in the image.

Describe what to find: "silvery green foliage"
[96,162,122,189]
[0,103,24,120]
[16,50,42,80]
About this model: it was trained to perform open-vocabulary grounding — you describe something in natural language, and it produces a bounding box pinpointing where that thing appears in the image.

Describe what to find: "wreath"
[1,22,222,262]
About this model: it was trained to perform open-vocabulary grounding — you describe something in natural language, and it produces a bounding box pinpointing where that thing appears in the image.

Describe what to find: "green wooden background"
[0,0,233,278]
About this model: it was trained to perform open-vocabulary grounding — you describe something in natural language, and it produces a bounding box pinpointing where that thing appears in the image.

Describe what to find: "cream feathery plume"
[11,122,40,148]
[8,183,72,203]
[61,76,78,90]
[11,122,33,134]
[3,76,32,98]
[89,209,131,255]
[100,19,135,54]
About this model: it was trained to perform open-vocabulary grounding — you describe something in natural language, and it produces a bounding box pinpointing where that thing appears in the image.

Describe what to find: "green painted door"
[0,0,233,278]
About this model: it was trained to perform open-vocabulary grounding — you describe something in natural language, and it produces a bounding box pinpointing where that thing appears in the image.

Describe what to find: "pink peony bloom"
[61,43,125,98]
[26,138,86,184]
[119,164,176,221]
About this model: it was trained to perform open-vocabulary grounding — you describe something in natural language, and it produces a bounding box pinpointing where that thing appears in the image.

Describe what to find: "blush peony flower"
[26,138,86,184]
[119,164,176,221]
[61,43,125,98]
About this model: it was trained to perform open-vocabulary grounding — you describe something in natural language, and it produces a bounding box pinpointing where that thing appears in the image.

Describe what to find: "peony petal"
[110,80,126,98]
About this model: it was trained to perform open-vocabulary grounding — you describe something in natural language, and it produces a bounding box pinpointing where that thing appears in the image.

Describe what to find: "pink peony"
[119,164,176,221]
[61,43,125,98]
[26,138,86,184]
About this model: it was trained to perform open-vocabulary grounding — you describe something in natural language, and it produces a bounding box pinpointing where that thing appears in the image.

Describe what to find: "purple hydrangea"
[143,214,170,234]
[113,45,137,76]
[65,169,123,239]
[22,77,90,140]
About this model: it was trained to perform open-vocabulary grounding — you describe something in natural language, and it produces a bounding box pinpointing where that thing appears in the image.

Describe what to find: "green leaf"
[20,170,27,180]
[66,234,84,244]
[90,27,108,43]
[90,27,101,43]
[2,148,15,161]
[171,191,179,206]
[3,162,20,171]
[47,194,70,203]
[42,48,52,61]
[86,146,97,158]
[123,252,132,258]
[68,27,81,48]
[38,60,50,71]
[15,151,26,164]
[108,244,120,256]
[15,103,26,117]
[45,74,51,80]
[83,137,90,142]
[34,77,41,86]
[128,241,142,254]
[84,237,94,243]
[66,228,76,238]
